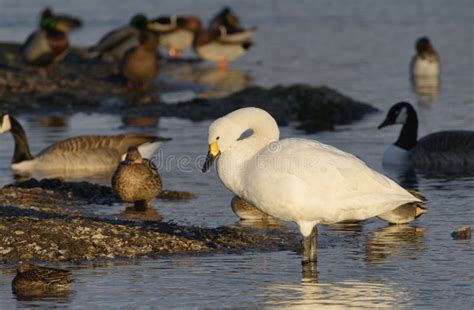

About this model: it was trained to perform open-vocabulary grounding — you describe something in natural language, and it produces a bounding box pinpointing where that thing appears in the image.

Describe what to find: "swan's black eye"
[216,136,220,140]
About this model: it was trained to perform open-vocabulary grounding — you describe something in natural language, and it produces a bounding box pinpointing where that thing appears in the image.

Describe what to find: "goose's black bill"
[378,118,392,129]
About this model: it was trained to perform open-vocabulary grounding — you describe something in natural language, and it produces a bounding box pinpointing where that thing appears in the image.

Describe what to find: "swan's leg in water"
[301,225,318,264]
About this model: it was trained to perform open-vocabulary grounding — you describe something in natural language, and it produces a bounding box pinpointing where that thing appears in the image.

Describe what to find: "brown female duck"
[12,263,72,297]
[112,146,162,209]
[121,31,160,91]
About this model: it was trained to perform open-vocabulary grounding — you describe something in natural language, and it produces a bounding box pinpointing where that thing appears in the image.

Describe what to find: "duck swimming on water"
[378,102,474,171]
[0,113,170,176]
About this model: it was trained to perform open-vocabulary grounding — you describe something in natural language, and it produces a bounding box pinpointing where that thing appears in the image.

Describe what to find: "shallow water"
[0,0,473,308]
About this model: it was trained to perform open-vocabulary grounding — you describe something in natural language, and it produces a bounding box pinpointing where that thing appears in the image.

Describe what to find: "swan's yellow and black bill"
[202,141,220,172]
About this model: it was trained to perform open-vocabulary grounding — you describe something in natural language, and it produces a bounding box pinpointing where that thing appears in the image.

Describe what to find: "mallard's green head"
[40,14,68,32]
[130,14,148,29]
[40,16,57,30]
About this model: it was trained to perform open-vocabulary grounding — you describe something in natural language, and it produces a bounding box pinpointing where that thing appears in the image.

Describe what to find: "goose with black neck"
[0,113,170,177]
[378,102,474,172]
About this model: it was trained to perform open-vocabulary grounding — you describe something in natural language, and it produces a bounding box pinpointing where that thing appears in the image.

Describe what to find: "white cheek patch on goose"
[395,107,408,124]
[0,115,12,133]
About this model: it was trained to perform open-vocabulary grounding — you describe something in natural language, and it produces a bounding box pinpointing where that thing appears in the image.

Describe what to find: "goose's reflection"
[119,205,163,222]
[121,116,160,128]
[14,170,114,186]
[383,164,419,190]
[411,75,440,105]
[365,225,426,265]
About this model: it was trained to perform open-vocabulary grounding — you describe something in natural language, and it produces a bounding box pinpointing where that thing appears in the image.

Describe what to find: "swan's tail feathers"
[377,189,427,224]
[406,189,427,203]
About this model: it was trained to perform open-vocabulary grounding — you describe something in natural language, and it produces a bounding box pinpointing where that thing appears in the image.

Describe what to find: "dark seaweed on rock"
[0,42,376,134]
[154,85,377,133]
[8,178,196,205]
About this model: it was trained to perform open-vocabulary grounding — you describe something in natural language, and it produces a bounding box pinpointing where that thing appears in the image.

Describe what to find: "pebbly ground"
[0,179,295,263]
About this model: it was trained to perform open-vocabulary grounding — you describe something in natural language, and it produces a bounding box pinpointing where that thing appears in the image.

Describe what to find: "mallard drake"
[378,102,474,171]
[209,7,256,44]
[12,263,72,297]
[88,14,160,65]
[121,31,159,91]
[410,37,440,78]
[231,195,270,220]
[41,7,82,30]
[151,15,202,58]
[193,26,253,70]
[112,146,162,209]
[19,9,77,74]
[209,7,244,32]
[202,107,425,264]
[0,113,170,175]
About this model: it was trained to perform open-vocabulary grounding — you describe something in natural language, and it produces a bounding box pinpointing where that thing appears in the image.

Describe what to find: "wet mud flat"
[0,42,376,134]
[0,179,293,263]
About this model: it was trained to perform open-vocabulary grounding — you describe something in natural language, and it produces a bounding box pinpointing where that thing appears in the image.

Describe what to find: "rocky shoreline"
[0,42,377,134]
[0,40,374,263]
[0,179,294,263]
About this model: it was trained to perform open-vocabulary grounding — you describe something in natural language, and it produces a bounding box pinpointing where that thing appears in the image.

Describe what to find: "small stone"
[0,248,12,254]
[452,225,472,240]
[14,230,25,235]
[92,233,105,240]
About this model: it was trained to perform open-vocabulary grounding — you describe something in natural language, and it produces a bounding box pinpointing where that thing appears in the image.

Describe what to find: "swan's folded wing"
[247,138,419,222]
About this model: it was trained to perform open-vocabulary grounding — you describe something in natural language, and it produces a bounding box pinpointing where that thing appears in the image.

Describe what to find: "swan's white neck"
[215,108,280,195]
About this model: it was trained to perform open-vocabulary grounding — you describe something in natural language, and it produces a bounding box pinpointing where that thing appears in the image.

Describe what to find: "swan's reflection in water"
[262,278,410,308]
[365,225,426,265]
[411,75,440,105]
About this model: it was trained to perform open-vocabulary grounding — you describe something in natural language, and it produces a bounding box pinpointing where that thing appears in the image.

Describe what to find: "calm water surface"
[0,0,473,308]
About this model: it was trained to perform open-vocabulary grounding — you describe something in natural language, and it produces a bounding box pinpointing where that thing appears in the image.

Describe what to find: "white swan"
[202,107,425,264]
